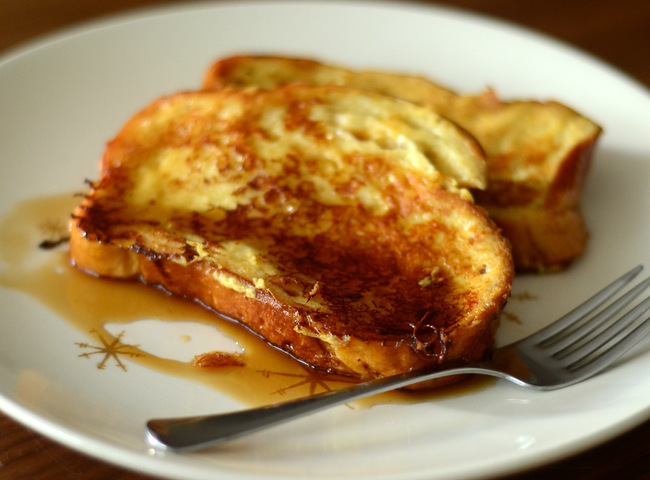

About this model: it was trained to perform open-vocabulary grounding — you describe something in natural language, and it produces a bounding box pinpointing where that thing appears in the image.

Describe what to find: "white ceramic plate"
[1,2,649,479]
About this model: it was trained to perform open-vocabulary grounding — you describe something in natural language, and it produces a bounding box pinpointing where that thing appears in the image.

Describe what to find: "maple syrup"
[0,194,492,408]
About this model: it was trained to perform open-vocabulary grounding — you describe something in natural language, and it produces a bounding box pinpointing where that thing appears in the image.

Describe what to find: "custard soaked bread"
[204,55,602,271]
[70,85,513,382]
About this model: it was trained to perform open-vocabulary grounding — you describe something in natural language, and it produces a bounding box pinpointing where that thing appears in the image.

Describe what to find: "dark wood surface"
[1,1,649,479]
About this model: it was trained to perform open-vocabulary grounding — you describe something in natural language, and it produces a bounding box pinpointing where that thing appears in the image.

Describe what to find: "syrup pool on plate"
[0,194,492,408]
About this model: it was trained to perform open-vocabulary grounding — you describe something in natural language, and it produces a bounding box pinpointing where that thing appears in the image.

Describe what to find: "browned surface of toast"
[203,55,602,271]
[70,85,513,383]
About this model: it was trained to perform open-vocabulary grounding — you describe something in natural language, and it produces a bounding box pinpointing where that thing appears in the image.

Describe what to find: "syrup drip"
[0,194,492,408]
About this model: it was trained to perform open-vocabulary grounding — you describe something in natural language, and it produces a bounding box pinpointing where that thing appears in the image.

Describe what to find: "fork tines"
[533,266,650,372]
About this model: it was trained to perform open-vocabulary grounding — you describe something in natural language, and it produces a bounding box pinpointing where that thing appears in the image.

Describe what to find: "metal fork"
[146,265,650,451]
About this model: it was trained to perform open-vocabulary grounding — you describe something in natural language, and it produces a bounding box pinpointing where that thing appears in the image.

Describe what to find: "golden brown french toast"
[70,85,513,383]
[203,55,602,271]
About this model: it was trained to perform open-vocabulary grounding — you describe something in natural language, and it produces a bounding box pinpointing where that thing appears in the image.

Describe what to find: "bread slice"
[69,85,513,383]
[203,55,602,271]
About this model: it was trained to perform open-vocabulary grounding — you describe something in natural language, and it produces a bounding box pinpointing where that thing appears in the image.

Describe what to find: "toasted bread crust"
[70,86,513,383]
[474,125,597,270]
[69,237,508,383]
[203,55,602,271]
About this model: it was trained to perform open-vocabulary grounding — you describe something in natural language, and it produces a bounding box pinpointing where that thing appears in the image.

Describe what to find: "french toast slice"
[203,55,602,271]
[69,85,513,383]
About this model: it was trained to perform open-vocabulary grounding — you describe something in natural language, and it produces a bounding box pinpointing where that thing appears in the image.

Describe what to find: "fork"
[146,265,650,451]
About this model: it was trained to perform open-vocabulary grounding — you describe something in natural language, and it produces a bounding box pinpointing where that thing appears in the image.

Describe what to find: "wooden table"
[1,1,648,479]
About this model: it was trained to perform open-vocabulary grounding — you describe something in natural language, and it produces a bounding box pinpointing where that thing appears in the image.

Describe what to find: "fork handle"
[146,364,477,451]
